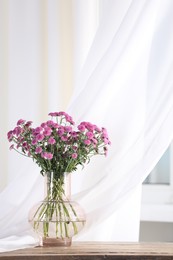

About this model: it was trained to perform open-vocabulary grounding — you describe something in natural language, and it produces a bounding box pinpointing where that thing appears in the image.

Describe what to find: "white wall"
[0,0,74,192]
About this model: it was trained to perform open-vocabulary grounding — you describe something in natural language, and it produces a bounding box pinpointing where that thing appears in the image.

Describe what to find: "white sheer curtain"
[70,0,173,240]
[1,0,173,252]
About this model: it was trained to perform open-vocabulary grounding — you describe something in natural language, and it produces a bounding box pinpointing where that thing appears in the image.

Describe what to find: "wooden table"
[0,242,173,259]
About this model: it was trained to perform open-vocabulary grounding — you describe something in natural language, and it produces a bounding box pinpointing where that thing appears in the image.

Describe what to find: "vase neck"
[44,172,71,201]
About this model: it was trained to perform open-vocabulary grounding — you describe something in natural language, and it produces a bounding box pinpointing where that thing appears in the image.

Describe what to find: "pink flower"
[22,142,28,147]
[93,124,101,132]
[47,153,53,159]
[53,123,59,128]
[78,124,85,132]
[102,127,108,138]
[7,111,110,172]
[52,111,74,124]
[48,137,56,144]
[46,120,54,127]
[7,130,13,141]
[9,144,14,150]
[64,126,72,132]
[43,127,52,136]
[17,119,25,125]
[66,115,75,125]
[25,121,33,127]
[80,122,95,131]
[84,139,91,145]
[48,112,59,117]
[92,138,98,144]
[72,153,78,159]
[43,130,51,136]
[35,147,42,154]
[41,152,53,160]
[85,122,95,131]
[41,122,47,128]
[49,111,67,117]
[13,126,23,136]
[32,139,38,145]
[71,131,77,137]
[86,131,94,139]
[36,134,44,141]
[57,128,64,136]
[61,136,68,141]
[41,152,46,159]
[57,111,66,116]
[103,138,109,144]
[35,127,43,134]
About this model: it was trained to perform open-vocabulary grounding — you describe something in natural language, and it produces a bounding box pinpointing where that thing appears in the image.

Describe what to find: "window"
[144,147,171,185]
[141,143,173,222]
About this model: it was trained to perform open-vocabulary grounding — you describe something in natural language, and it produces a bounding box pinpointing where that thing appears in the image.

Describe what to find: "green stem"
[31,175,80,239]
[64,158,73,173]
[58,202,63,238]
[55,203,59,237]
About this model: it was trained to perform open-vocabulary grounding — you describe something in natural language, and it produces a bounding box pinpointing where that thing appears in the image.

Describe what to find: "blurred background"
[0,0,173,243]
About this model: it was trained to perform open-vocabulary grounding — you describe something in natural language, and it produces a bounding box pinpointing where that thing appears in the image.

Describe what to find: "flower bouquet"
[7,112,111,246]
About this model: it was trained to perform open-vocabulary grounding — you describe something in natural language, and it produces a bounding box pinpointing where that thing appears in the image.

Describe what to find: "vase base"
[41,237,72,247]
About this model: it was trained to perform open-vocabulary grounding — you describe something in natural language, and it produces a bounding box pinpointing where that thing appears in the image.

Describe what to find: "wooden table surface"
[0,242,173,260]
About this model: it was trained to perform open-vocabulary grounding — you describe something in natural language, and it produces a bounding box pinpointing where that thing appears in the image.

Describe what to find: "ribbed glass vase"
[28,172,86,247]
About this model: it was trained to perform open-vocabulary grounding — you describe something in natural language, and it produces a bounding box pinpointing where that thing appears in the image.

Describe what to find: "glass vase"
[28,172,86,247]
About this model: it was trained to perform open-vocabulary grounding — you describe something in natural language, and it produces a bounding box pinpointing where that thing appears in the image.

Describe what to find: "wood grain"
[0,242,173,260]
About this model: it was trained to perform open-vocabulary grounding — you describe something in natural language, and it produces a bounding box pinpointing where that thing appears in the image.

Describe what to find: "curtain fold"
[68,0,173,239]
[0,0,173,252]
